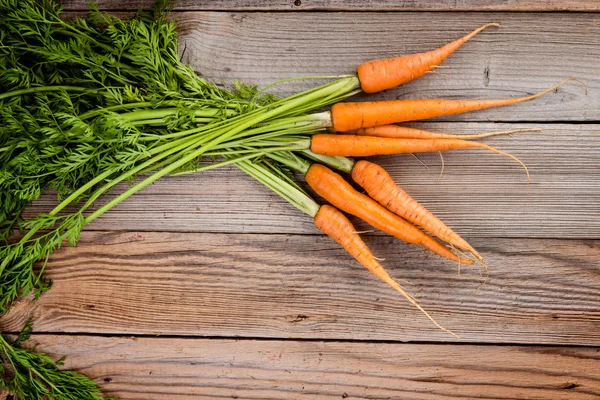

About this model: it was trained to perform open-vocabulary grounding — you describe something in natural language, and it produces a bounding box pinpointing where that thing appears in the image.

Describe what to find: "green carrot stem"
[235,159,319,217]
[11,77,357,259]
[119,107,236,122]
[249,74,355,104]
[0,86,90,100]
[260,76,359,116]
[15,168,116,246]
[131,117,214,127]
[228,112,331,140]
[78,102,155,120]
[202,146,305,157]
[146,78,352,156]
[17,155,268,269]
[265,152,311,174]
[210,133,311,150]
[277,88,361,120]
[169,149,296,176]
[14,128,212,249]
[141,95,336,171]
[301,150,355,173]
[139,112,327,147]
[84,77,355,225]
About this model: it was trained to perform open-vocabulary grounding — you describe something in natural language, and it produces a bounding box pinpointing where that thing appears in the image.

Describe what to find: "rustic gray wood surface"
[2,231,600,345]
[2,3,600,399]
[62,0,600,11]
[170,12,597,121]
[18,335,600,399]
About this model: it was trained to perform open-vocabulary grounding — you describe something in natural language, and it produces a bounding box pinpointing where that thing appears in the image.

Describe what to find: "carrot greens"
[0,0,360,315]
[0,320,115,400]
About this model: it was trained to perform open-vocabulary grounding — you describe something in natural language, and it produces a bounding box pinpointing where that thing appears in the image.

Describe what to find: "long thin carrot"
[310,134,529,179]
[305,164,473,265]
[331,79,579,131]
[347,125,541,140]
[357,23,499,93]
[315,204,459,338]
[350,160,482,265]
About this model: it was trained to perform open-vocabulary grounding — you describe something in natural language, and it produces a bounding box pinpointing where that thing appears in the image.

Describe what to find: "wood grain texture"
[22,123,600,239]
[2,4,598,399]
[61,0,600,12]
[1,231,599,344]
[168,12,597,121]
[8,335,600,399]
[59,11,598,120]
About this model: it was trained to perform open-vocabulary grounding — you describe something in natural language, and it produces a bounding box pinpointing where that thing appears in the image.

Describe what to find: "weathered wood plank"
[62,0,600,12]
[22,123,600,239]
[168,12,596,121]
[1,231,599,344]
[7,335,600,399]
[58,12,597,120]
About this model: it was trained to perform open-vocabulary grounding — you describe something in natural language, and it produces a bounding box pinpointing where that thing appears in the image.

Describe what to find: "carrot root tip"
[566,77,588,95]
[477,143,530,181]
[467,127,543,140]
[425,70,449,77]
[390,279,460,340]
[540,77,587,98]
[411,153,429,169]
[437,151,445,182]
[473,273,489,295]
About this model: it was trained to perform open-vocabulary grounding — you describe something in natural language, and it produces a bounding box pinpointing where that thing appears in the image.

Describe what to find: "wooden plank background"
[172,12,597,121]
[19,336,600,399]
[2,231,600,344]
[2,3,600,399]
[62,0,600,12]
[22,123,600,238]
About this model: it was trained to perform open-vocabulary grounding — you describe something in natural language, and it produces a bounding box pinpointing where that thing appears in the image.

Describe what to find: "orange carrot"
[305,163,473,265]
[357,23,499,93]
[347,125,541,140]
[315,204,459,338]
[331,79,578,131]
[310,134,529,179]
[351,160,482,265]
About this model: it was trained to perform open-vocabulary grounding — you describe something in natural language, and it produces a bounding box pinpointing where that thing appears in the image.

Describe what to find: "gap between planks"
[6,330,600,349]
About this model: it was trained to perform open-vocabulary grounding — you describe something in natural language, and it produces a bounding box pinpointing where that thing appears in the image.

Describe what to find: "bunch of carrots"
[1,0,585,341]
[237,24,582,337]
